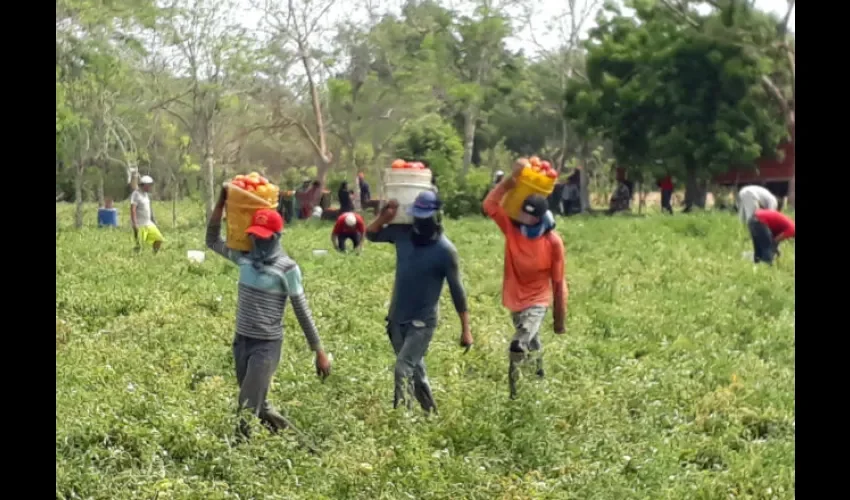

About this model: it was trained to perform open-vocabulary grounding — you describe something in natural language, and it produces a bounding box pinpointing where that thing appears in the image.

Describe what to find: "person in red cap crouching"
[483,158,568,400]
[331,212,365,253]
[206,187,331,439]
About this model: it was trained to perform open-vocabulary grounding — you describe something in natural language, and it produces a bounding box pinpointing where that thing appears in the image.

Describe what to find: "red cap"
[245,209,284,239]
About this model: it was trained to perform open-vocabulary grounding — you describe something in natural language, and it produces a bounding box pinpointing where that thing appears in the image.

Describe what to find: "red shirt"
[332,212,365,236]
[754,209,795,239]
[659,176,673,191]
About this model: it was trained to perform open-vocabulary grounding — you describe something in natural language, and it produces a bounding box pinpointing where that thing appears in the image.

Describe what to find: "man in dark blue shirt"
[366,192,472,413]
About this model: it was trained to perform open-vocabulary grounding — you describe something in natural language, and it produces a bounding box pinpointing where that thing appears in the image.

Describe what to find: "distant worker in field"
[298,181,323,219]
[331,212,365,253]
[658,174,674,214]
[483,158,568,400]
[738,185,778,225]
[338,181,355,213]
[358,173,371,207]
[748,208,795,265]
[366,193,472,414]
[206,187,331,439]
[130,175,164,254]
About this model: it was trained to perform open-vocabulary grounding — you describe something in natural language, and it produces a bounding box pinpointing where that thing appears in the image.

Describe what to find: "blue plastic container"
[97,208,119,227]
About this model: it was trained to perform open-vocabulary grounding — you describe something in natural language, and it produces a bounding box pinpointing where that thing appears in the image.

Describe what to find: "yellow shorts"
[138,225,165,246]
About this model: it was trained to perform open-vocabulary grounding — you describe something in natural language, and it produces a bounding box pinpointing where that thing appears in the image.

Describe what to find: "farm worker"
[130,175,164,254]
[483,159,567,400]
[206,187,331,438]
[298,181,322,219]
[748,208,795,265]
[738,185,778,225]
[658,175,674,214]
[366,192,472,413]
[331,212,365,253]
[338,181,355,213]
[358,173,371,207]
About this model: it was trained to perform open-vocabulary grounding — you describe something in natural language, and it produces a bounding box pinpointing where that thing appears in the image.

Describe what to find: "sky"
[236,0,794,58]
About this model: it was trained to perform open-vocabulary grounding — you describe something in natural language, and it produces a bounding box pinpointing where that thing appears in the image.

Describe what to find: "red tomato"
[243,177,259,187]
[409,162,424,169]
[541,161,551,170]
[545,169,557,179]
[391,159,406,169]
[258,176,268,185]
[231,180,247,190]
[245,184,256,192]
[233,175,247,182]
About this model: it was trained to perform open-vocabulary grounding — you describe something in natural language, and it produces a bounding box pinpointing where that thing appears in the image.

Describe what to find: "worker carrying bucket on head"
[483,158,568,400]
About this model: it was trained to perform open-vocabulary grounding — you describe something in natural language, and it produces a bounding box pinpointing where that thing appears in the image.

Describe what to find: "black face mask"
[411,216,442,246]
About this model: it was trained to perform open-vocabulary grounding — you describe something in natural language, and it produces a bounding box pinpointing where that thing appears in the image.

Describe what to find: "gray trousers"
[387,320,437,412]
[508,306,548,398]
[232,334,282,417]
[509,305,548,362]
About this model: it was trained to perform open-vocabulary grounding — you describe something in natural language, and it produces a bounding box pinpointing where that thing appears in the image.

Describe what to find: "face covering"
[247,233,283,269]
[411,216,442,246]
[518,210,556,239]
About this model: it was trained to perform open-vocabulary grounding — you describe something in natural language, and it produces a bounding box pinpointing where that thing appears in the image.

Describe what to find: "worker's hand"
[216,185,228,207]
[315,350,331,380]
[554,323,566,335]
[512,158,529,178]
[381,199,399,220]
[460,329,473,353]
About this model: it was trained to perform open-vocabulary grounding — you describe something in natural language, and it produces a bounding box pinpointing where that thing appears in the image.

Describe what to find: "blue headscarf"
[519,210,556,239]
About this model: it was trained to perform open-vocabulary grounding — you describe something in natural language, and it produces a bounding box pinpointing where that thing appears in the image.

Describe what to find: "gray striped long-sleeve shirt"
[206,222,322,350]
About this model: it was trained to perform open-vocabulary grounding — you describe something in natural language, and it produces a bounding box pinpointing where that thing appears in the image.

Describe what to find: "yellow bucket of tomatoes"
[500,156,558,221]
[225,172,281,251]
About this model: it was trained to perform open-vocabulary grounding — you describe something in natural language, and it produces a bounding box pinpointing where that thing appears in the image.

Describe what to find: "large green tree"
[566,0,787,208]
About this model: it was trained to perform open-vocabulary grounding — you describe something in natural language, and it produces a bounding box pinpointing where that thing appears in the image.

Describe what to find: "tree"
[153,0,257,219]
[658,0,795,207]
[257,0,339,191]
[56,0,154,226]
[565,0,787,209]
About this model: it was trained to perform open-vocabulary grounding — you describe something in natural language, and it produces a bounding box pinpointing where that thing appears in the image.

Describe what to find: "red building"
[714,141,794,194]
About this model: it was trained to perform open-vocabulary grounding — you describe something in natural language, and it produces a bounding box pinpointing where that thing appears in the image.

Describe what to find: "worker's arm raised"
[366,200,400,243]
[484,159,526,234]
[206,186,239,263]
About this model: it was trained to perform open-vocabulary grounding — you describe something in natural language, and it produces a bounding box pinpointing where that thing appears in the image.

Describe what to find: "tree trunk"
[579,142,591,212]
[171,174,178,228]
[683,164,707,211]
[461,109,477,178]
[203,142,215,221]
[97,174,105,206]
[74,163,84,229]
[787,124,795,209]
[787,162,795,209]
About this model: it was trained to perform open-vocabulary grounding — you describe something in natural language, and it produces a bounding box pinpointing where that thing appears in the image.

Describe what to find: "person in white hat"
[331,212,365,253]
[737,185,778,225]
[130,175,164,253]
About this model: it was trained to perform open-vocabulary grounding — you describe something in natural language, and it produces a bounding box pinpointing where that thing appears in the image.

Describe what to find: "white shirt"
[130,190,154,227]
[738,185,778,224]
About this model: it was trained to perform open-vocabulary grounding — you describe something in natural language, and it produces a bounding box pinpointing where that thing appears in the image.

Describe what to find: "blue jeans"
[748,219,776,265]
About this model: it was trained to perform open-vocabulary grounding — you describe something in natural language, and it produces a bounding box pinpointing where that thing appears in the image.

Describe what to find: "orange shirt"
[483,183,566,313]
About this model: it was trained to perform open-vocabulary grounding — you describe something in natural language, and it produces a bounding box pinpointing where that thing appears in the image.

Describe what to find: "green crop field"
[56,202,795,500]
